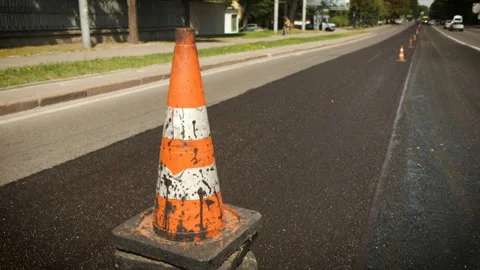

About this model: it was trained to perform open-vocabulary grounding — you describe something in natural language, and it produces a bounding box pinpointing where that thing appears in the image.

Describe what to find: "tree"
[409,0,419,17]
[378,0,390,19]
[384,0,409,18]
[238,0,273,28]
[429,0,476,23]
[350,0,384,26]
[289,0,300,22]
[128,0,139,43]
[418,5,429,16]
[249,0,274,27]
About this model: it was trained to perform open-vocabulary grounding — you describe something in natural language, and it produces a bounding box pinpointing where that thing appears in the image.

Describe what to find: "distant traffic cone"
[408,39,414,48]
[414,34,417,41]
[416,29,419,35]
[397,45,406,62]
[112,28,262,270]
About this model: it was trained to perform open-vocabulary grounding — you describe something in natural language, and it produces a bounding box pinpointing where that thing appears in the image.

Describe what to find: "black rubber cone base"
[112,204,262,270]
[114,249,258,270]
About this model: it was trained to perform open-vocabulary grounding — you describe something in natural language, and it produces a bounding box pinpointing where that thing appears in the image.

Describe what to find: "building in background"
[225,8,240,34]
[189,2,239,35]
[0,0,239,48]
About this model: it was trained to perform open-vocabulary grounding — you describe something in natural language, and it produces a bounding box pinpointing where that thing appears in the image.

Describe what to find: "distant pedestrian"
[283,18,291,35]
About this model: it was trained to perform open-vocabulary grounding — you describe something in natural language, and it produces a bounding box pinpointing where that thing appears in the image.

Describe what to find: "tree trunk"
[289,0,299,22]
[128,0,139,43]
[242,2,249,28]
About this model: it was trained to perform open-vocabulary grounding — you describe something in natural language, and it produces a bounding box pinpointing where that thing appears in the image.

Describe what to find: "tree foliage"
[429,0,477,23]
[350,0,388,26]
[349,0,419,26]
[409,0,419,17]
[384,0,409,18]
[418,5,429,16]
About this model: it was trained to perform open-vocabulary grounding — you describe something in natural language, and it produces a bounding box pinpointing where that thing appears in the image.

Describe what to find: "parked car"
[243,23,259,31]
[444,20,452,29]
[323,22,336,31]
[428,19,436,25]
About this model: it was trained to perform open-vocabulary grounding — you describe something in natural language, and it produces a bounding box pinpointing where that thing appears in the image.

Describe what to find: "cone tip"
[175,28,196,46]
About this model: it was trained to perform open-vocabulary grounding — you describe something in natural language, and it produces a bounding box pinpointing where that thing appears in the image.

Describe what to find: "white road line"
[357,36,419,266]
[0,33,377,126]
[432,26,480,52]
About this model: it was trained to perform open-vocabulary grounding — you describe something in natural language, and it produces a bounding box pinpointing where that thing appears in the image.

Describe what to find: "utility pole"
[78,0,91,49]
[274,0,279,33]
[128,0,139,43]
[302,0,307,30]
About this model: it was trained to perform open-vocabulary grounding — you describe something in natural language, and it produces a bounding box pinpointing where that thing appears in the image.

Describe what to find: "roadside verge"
[0,32,374,116]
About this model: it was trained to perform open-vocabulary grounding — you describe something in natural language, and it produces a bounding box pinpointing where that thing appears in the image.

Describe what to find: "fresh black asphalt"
[1,25,479,269]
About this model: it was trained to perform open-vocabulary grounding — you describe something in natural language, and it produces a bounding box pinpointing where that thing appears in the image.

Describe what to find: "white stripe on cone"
[156,163,220,200]
[163,106,211,140]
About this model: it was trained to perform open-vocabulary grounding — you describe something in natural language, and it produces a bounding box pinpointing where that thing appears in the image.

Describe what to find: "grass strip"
[0,30,303,58]
[0,32,364,88]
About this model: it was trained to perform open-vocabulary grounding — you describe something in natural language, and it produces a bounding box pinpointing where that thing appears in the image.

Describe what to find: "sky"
[419,0,434,7]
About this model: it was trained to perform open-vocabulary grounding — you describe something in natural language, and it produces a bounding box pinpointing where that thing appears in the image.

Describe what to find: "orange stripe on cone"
[167,30,206,108]
[154,193,225,242]
[160,137,215,175]
[153,28,226,242]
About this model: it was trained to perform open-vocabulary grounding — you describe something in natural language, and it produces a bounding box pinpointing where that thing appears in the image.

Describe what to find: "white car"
[444,20,452,29]
[449,22,464,31]
[323,22,336,31]
[449,15,464,31]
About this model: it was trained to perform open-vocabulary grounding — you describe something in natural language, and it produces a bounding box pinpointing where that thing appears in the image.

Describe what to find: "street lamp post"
[302,0,307,30]
[78,0,91,49]
[274,0,279,33]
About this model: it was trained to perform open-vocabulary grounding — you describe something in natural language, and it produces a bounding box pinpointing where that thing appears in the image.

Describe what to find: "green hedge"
[331,16,351,27]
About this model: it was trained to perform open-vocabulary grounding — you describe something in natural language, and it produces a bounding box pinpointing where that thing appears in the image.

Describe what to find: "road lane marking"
[432,26,480,52]
[355,35,419,267]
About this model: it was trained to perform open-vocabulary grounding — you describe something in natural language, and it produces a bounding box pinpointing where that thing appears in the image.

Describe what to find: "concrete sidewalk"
[0,29,357,69]
[0,26,395,117]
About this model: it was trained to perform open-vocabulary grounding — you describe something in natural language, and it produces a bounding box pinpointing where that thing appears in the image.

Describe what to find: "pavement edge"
[0,33,374,117]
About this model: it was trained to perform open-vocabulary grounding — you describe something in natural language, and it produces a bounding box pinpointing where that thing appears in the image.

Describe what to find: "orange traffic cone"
[153,28,225,242]
[414,34,417,41]
[112,28,262,270]
[408,39,414,49]
[416,29,419,35]
[397,45,406,62]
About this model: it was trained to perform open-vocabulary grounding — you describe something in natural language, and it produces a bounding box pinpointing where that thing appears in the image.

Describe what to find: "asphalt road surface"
[433,25,480,49]
[0,25,405,186]
[1,25,479,269]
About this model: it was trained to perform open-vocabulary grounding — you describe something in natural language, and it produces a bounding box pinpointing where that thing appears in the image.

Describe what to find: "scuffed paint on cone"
[153,28,226,242]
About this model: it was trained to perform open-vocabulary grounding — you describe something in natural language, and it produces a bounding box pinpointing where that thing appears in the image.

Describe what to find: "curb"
[0,33,373,117]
